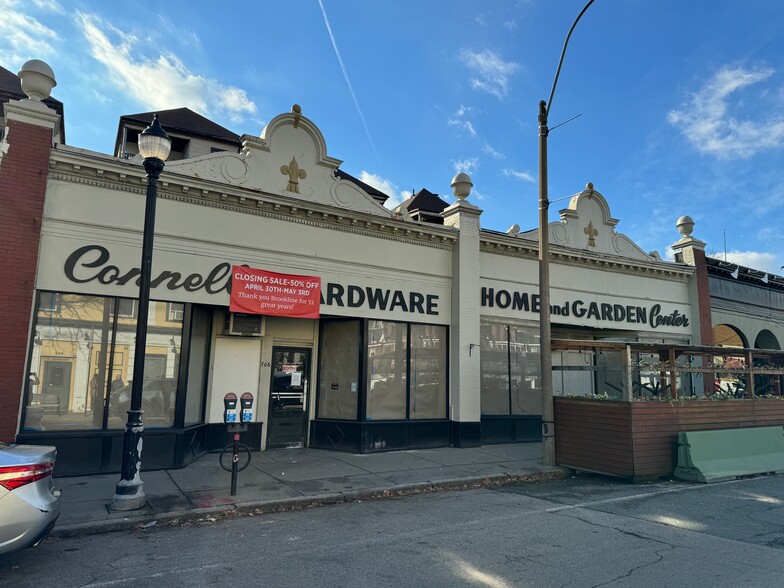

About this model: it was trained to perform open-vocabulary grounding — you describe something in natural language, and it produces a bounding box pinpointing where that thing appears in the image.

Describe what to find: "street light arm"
[546,0,597,118]
[538,0,597,468]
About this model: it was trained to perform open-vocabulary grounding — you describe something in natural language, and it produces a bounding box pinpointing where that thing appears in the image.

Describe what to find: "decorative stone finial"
[451,172,472,200]
[586,182,594,192]
[676,215,695,237]
[18,59,56,101]
[292,104,302,128]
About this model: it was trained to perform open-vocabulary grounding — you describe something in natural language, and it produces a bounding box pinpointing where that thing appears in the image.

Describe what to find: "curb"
[50,467,566,539]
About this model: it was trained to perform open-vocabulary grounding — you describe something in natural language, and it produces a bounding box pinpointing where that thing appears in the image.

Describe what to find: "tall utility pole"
[538,0,597,466]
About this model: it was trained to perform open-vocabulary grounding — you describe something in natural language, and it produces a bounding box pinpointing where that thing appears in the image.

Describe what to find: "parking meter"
[240,393,254,423]
[223,393,238,424]
[221,392,252,496]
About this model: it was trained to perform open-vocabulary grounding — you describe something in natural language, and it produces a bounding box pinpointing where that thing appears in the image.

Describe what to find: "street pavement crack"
[554,509,678,549]
[590,545,674,587]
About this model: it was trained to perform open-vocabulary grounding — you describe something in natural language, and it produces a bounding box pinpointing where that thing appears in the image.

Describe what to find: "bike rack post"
[231,431,240,495]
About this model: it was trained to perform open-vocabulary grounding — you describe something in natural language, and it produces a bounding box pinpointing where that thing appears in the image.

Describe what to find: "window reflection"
[106,301,182,429]
[410,324,447,419]
[481,322,541,416]
[367,321,407,420]
[317,319,449,422]
[481,323,510,415]
[317,320,360,419]
[25,294,184,431]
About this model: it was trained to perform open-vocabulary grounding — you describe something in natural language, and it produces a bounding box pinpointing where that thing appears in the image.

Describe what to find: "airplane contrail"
[317,0,384,174]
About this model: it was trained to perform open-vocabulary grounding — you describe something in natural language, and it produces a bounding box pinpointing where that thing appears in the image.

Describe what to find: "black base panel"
[480,415,542,444]
[18,424,214,477]
[310,420,450,453]
[450,421,482,448]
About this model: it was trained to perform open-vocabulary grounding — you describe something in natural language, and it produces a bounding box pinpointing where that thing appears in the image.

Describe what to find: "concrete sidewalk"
[52,443,564,537]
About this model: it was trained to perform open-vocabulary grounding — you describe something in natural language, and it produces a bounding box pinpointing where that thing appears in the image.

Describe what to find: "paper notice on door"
[291,372,302,386]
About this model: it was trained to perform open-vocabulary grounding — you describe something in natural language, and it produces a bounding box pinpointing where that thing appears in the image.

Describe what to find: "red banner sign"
[230,266,321,319]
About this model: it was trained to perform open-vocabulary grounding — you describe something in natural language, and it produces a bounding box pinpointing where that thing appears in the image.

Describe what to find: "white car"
[0,443,60,555]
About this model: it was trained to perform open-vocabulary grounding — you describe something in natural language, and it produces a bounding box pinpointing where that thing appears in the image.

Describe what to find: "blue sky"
[4,0,784,274]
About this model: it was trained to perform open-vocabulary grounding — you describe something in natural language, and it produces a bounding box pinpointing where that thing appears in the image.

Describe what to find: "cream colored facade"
[30,104,699,455]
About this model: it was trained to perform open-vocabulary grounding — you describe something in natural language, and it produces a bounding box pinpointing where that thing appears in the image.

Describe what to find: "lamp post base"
[110,480,146,511]
[111,411,146,511]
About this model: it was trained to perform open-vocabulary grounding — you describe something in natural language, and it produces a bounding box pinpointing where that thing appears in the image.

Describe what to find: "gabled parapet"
[519,183,660,262]
[166,104,392,217]
[555,183,659,261]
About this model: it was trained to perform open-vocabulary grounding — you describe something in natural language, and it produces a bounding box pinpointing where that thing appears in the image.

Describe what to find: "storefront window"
[185,306,210,425]
[317,320,360,419]
[24,293,186,432]
[481,322,541,415]
[106,301,182,429]
[510,325,541,414]
[410,324,447,419]
[318,319,448,422]
[367,321,407,420]
[481,323,510,415]
[23,293,114,431]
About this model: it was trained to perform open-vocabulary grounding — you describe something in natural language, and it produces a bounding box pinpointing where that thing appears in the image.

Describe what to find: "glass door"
[267,348,310,448]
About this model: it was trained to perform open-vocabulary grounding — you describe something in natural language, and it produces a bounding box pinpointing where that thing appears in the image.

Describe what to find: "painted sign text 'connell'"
[63,245,440,316]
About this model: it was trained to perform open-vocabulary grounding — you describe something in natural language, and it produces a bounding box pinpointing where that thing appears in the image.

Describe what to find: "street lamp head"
[138,114,171,162]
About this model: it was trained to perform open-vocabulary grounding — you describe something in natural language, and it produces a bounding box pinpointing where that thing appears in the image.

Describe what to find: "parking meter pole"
[223,393,253,495]
[231,433,240,496]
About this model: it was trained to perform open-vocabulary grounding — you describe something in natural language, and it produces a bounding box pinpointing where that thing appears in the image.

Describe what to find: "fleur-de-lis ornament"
[584,221,598,247]
[281,157,307,193]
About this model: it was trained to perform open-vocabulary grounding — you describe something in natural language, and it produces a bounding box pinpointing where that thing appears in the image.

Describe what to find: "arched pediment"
[259,107,339,170]
[165,105,392,217]
[548,183,658,262]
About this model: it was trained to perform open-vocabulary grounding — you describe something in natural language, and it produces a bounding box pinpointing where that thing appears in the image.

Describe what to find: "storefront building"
[2,62,704,475]
[704,258,784,353]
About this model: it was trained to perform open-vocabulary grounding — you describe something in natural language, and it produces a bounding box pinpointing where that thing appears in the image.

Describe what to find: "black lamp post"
[111,114,171,511]
[538,0,596,466]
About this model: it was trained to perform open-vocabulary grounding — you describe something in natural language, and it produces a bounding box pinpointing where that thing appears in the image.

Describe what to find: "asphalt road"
[3,473,784,587]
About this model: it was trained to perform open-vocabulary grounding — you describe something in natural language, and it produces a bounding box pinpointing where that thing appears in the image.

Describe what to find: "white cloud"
[503,19,518,31]
[455,105,478,117]
[502,168,535,182]
[359,171,407,209]
[91,89,111,104]
[0,3,58,64]
[30,0,62,12]
[758,227,781,241]
[77,12,256,122]
[724,250,777,271]
[470,187,487,201]
[459,49,519,99]
[448,119,477,137]
[452,157,479,175]
[475,15,487,27]
[482,142,505,159]
[668,66,784,159]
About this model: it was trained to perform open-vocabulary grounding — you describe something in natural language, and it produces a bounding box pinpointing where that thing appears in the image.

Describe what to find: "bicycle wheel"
[219,442,252,472]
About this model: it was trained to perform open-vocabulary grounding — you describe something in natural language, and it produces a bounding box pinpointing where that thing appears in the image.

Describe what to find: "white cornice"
[49,147,458,251]
[479,234,693,281]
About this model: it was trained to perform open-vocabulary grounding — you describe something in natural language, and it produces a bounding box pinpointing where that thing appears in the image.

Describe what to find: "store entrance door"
[267,348,310,449]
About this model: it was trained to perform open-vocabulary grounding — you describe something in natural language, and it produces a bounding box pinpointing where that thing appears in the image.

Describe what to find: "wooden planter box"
[554,397,784,481]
